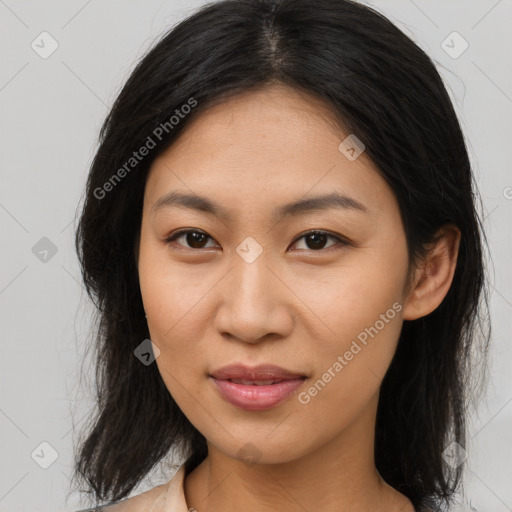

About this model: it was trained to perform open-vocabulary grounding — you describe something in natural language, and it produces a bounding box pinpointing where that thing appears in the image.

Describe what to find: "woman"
[72,0,490,510]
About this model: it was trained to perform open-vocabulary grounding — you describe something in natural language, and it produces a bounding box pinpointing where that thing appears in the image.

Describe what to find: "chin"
[212,432,312,467]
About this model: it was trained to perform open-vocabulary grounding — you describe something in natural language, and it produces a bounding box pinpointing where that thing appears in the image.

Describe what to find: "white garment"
[75,463,189,512]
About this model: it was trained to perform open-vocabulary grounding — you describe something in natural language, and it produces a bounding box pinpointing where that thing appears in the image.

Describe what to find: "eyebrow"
[151,191,368,221]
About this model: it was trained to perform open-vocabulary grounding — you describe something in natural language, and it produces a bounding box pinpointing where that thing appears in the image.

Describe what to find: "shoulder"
[74,484,167,512]
[104,483,169,511]
[74,464,187,512]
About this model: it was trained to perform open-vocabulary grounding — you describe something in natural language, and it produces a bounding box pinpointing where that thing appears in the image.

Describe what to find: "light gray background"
[0,1,511,511]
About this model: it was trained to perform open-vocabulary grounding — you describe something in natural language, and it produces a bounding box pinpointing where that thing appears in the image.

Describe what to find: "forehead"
[155,84,348,159]
[143,84,394,218]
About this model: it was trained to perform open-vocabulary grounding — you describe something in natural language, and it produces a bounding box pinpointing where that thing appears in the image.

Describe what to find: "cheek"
[294,299,404,436]
[295,245,408,406]
[138,236,210,343]
[138,243,200,389]
[141,268,208,423]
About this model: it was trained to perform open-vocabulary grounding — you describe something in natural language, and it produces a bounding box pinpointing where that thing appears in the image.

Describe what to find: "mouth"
[226,378,295,385]
[210,363,307,381]
[209,364,307,411]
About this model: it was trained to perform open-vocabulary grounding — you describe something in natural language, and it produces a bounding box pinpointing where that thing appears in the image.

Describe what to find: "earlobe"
[402,224,461,321]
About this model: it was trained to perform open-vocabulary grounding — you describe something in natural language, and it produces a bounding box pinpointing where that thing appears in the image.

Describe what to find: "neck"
[183,393,414,512]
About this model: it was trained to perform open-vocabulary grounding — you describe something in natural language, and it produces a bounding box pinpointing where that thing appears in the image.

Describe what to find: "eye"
[164,229,218,250]
[164,229,349,252]
[289,230,349,252]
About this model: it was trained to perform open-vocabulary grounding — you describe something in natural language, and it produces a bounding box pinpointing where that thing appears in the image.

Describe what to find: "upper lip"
[210,364,306,381]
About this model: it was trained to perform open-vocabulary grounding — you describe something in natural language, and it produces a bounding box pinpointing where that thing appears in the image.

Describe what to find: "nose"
[213,253,294,345]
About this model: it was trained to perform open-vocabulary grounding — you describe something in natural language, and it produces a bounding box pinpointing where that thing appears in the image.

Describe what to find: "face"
[137,84,411,465]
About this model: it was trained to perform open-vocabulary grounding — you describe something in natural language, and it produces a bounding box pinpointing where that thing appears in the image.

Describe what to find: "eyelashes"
[164,229,350,252]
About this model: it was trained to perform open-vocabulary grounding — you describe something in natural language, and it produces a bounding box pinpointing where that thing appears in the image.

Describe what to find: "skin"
[133,83,461,512]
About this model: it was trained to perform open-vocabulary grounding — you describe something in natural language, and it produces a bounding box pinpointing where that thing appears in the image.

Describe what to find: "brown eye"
[291,230,348,251]
[165,230,217,249]
[165,229,348,252]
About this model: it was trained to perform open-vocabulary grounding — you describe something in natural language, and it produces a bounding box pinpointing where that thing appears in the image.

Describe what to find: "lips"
[229,379,285,386]
[209,363,306,382]
[209,364,307,411]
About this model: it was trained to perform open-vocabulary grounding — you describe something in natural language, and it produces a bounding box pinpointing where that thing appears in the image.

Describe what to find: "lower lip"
[211,377,305,411]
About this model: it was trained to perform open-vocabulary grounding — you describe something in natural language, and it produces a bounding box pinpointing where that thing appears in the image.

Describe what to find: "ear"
[402,224,461,321]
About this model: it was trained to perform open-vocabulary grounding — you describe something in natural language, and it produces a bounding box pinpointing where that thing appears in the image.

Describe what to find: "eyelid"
[164,228,219,249]
[164,228,351,251]
[290,229,352,248]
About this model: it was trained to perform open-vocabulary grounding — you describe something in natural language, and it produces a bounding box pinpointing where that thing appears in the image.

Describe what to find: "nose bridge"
[231,244,274,315]
[215,242,290,343]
